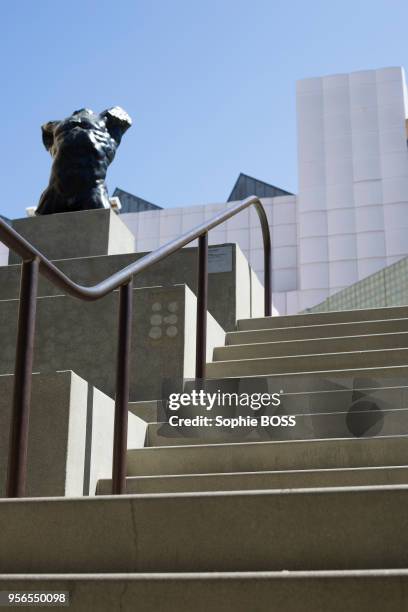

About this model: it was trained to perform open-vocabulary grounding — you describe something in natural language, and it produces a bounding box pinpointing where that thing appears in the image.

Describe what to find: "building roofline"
[227,172,293,201]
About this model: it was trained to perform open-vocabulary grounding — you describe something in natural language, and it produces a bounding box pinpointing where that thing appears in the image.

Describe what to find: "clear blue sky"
[0,0,407,218]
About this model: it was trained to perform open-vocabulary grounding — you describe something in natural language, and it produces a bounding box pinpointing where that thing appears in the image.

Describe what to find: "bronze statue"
[36,107,132,215]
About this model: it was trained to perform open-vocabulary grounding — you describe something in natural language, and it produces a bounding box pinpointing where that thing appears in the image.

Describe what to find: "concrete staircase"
[207,306,408,378]
[3,306,408,610]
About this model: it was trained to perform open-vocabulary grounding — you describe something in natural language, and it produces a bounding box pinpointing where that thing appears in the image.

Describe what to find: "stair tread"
[232,316,408,335]
[2,481,408,501]
[237,306,408,331]
[206,358,408,379]
[1,569,407,578]
[211,346,408,362]
[223,330,408,346]
[3,485,408,577]
[2,485,408,566]
[126,434,408,476]
[129,433,408,451]
[118,464,408,478]
[1,569,405,612]
[97,465,408,494]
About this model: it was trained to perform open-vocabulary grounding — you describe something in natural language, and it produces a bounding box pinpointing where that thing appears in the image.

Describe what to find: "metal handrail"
[0,195,272,497]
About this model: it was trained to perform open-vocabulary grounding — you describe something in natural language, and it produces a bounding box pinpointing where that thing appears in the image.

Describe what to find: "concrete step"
[215,331,408,361]
[227,317,408,344]
[184,369,408,402]
[267,385,408,415]
[1,570,407,611]
[206,348,408,378]
[238,305,408,331]
[126,435,408,477]
[143,409,408,447]
[97,465,408,495]
[2,486,408,572]
[201,366,408,398]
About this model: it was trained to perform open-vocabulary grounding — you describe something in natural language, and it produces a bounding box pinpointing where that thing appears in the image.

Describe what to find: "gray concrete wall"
[0,371,146,497]
[9,209,135,264]
[0,243,258,332]
[235,245,264,321]
[88,386,146,495]
[183,285,225,380]
[0,284,224,402]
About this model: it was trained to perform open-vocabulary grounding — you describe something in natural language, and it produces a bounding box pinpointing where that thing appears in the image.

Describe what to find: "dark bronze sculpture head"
[36,107,132,215]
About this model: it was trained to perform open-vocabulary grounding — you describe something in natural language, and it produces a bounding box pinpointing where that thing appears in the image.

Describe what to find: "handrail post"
[264,242,272,317]
[195,232,208,380]
[253,200,272,318]
[112,279,133,495]
[6,257,39,498]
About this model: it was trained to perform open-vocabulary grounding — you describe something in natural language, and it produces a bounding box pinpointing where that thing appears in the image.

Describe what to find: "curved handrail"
[0,195,271,310]
[2,195,272,498]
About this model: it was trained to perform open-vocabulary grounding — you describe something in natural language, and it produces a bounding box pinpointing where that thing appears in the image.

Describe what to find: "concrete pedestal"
[0,371,146,497]
[2,243,263,332]
[9,208,135,264]
[0,284,224,401]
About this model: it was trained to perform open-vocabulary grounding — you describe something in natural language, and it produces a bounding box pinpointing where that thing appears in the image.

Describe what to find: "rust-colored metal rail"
[0,195,272,497]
